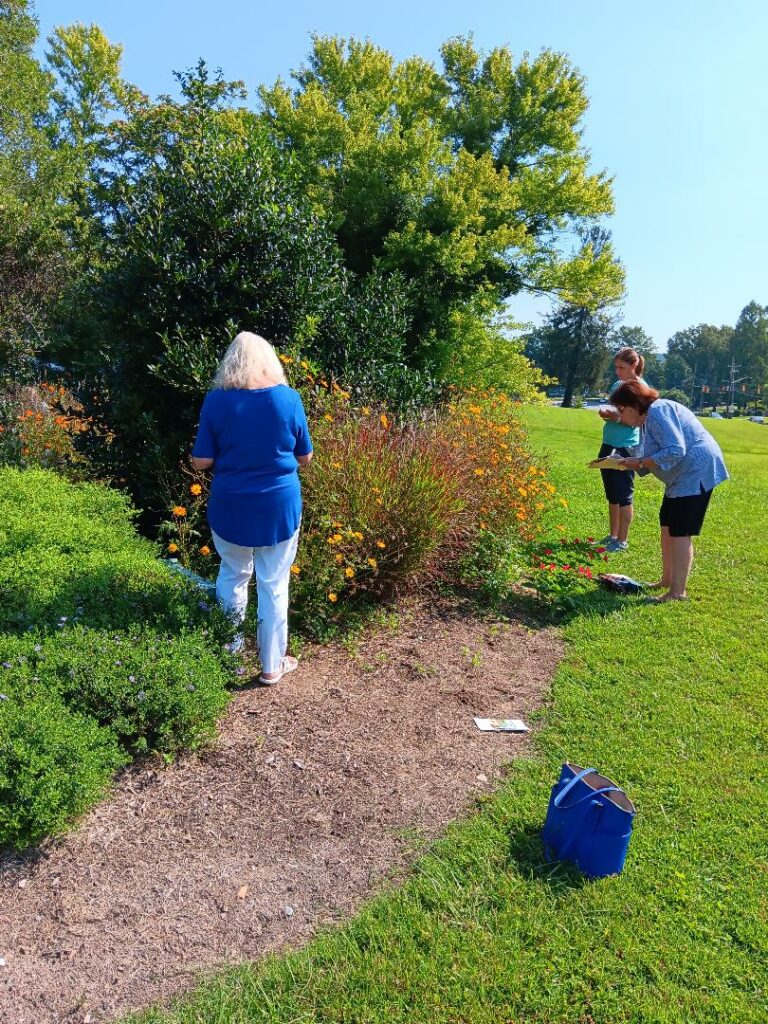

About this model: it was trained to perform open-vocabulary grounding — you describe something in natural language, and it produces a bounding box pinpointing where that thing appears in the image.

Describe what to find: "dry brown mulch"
[0,599,562,1024]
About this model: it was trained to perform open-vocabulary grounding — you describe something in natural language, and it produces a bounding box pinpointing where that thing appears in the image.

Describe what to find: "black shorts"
[659,486,713,537]
[598,443,635,507]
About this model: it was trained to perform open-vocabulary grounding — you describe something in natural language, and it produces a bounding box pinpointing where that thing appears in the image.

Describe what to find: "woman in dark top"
[191,332,313,683]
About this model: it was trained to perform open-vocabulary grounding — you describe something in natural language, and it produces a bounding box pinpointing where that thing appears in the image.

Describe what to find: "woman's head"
[213,331,287,390]
[612,379,659,426]
[614,346,645,381]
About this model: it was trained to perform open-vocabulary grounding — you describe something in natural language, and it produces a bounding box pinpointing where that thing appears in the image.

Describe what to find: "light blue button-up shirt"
[640,399,729,497]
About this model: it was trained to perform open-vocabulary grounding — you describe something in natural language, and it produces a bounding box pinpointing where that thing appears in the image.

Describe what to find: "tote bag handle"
[554,767,621,811]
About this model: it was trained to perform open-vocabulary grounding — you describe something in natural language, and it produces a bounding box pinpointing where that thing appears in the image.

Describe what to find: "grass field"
[131,407,768,1024]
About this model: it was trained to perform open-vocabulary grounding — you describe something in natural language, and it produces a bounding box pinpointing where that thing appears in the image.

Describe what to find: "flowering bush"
[158,475,215,574]
[162,356,563,637]
[524,536,609,604]
[0,380,110,480]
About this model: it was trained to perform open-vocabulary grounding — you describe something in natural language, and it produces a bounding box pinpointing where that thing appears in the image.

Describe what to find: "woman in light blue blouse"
[191,332,313,683]
[612,379,728,603]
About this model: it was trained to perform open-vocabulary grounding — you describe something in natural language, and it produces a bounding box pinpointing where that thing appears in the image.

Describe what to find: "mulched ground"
[0,598,562,1024]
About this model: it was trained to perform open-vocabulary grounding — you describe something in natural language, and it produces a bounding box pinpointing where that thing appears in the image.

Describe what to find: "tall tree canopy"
[259,35,624,375]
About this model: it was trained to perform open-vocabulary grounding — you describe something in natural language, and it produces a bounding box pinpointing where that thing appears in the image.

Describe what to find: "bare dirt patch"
[0,599,562,1024]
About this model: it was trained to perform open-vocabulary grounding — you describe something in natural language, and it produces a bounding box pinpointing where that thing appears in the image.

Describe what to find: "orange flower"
[172,505,187,517]
[375,540,386,549]
[380,413,389,429]
[290,564,301,575]
[190,483,203,496]
[344,567,355,578]
[367,557,378,569]
[199,545,211,556]
[327,592,338,603]
[168,543,179,554]
[335,553,344,563]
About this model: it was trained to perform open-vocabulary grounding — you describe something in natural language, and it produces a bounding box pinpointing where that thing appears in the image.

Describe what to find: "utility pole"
[724,358,746,418]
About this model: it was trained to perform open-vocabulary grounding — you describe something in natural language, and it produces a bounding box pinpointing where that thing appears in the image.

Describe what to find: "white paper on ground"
[473,717,529,732]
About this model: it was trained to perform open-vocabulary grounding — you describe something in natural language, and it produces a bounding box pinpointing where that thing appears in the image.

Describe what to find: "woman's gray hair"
[213,331,287,390]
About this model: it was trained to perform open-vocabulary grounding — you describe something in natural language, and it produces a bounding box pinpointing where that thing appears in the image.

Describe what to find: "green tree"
[0,2,132,382]
[259,35,624,379]
[666,324,732,403]
[731,301,768,404]
[526,303,615,407]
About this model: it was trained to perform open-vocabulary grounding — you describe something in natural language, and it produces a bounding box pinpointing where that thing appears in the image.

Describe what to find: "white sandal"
[258,655,299,685]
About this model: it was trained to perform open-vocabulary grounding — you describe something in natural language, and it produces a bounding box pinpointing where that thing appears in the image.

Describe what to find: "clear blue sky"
[34,0,768,350]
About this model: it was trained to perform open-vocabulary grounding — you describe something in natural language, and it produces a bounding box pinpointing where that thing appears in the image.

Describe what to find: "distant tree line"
[525,300,768,411]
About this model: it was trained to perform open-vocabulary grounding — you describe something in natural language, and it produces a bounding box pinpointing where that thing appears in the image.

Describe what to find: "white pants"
[211,528,299,674]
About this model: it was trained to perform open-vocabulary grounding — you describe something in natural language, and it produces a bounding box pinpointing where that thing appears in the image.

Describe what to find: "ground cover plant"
[0,467,233,849]
[128,409,768,1024]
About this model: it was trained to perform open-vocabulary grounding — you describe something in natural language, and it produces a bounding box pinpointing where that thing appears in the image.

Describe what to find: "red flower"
[596,547,606,553]
[545,549,553,555]
[563,565,571,571]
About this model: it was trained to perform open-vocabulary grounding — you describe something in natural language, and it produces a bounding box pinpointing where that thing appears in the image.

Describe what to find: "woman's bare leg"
[608,502,619,539]
[648,526,673,589]
[665,535,693,599]
[617,503,634,543]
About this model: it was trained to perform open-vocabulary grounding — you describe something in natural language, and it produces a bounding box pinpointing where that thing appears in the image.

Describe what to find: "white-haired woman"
[191,332,313,683]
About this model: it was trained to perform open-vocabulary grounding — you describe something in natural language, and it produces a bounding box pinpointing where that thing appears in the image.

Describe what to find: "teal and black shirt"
[601,379,643,449]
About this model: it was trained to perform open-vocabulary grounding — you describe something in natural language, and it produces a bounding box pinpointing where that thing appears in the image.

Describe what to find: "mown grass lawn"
[131,407,768,1024]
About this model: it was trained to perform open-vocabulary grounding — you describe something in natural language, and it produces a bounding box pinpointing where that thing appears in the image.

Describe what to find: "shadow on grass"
[500,586,649,630]
[506,823,589,893]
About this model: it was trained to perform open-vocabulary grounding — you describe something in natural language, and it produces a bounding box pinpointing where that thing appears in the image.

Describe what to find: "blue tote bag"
[542,763,636,879]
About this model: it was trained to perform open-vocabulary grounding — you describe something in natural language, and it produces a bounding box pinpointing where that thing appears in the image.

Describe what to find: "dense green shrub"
[0,466,231,640]
[0,627,230,756]
[0,465,234,846]
[0,684,126,849]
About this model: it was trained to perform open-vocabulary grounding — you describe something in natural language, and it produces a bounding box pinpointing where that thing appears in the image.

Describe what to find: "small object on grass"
[598,573,645,594]
[473,717,529,732]
[283,905,294,918]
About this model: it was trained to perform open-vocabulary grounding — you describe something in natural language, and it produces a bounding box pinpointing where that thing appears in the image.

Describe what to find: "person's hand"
[598,408,619,421]
[620,457,642,470]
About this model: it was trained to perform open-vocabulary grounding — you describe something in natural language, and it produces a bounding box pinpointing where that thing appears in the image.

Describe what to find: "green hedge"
[0,467,233,849]
[0,685,127,849]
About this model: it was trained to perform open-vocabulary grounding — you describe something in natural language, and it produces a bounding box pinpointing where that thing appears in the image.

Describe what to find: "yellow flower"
[335,553,344,563]
[324,414,333,422]
[473,468,485,477]
[332,461,342,469]
[172,505,187,517]
[290,564,301,575]
[332,533,343,543]
[380,413,389,429]
[375,539,386,549]
[353,531,363,540]
[190,483,202,496]
[328,592,338,603]
[167,542,179,554]
[345,567,355,578]
[199,545,211,556]
[559,498,568,508]
[367,557,378,569]
[362,406,371,415]
[332,521,343,528]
